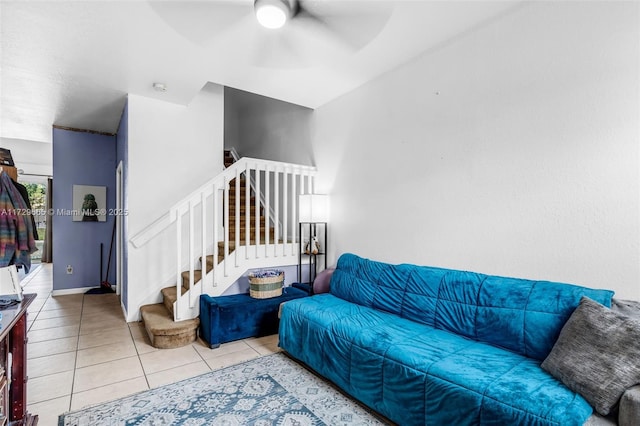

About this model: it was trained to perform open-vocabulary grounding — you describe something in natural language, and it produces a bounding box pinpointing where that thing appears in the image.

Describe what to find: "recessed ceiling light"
[153,82,167,92]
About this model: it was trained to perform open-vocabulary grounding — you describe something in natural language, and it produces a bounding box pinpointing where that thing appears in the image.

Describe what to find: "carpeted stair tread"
[140,303,199,349]
[227,213,266,222]
[139,149,281,349]
[228,201,261,211]
[226,229,273,241]
[161,286,187,314]
[161,285,187,299]
[224,151,235,168]
[181,269,203,288]
[228,180,247,190]
[226,225,274,235]
[227,193,251,201]
[215,236,277,252]
[227,207,260,220]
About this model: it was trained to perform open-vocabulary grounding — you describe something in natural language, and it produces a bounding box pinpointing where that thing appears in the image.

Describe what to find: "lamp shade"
[298,194,329,223]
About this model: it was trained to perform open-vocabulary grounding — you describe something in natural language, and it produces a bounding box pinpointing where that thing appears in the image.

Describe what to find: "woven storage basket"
[248,270,284,299]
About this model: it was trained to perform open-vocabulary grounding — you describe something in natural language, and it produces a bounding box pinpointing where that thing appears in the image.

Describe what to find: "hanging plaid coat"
[0,171,37,272]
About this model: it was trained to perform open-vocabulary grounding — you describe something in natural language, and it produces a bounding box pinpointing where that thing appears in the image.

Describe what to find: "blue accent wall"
[52,128,117,291]
[117,100,129,308]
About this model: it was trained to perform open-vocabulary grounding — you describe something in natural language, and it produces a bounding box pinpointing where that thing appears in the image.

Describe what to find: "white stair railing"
[133,157,317,321]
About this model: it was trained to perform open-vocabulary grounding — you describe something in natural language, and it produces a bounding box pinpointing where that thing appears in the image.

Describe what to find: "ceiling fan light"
[255,0,290,29]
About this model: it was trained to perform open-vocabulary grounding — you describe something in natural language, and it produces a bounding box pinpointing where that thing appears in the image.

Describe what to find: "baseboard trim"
[52,287,96,296]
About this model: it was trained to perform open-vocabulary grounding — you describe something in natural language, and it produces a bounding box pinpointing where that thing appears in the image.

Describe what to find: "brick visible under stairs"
[140,303,199,349]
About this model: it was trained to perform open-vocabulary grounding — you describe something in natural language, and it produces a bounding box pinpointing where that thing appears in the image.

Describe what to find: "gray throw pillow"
[541,296,640,416]
[313,268,334,294]
[611,298,640,319]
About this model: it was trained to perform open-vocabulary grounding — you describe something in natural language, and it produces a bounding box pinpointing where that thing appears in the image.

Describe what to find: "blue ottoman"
[199,286,309,348]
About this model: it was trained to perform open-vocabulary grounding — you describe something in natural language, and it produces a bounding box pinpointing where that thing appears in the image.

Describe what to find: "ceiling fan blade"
[296,0,393,52]
[250,26,312,69]
[249,0,394,70]
[148,0,252,45]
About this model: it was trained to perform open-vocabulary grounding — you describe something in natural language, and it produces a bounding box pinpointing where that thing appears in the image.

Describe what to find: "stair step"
[200,253,224,265]
[224,217,264,230]
[224,152,235,168]
[181,270,201,289]
[160,286,187,314]
[229,215,266,221]
[226,214,261,224]
[180,265,215,289]
[226,234,274,244]
[225,235,271,244]
[229,210,264,223]
[227,202,260,211]
[226,224,269,234]
[218,236,276,247]
[227,188,247,195]
[140,303,199,349]
[201,239,286,268]
[226,222,272,231]
[227,194,252,202]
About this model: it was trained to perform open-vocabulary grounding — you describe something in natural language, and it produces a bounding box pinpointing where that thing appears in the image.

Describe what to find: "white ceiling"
[1,1,521,145]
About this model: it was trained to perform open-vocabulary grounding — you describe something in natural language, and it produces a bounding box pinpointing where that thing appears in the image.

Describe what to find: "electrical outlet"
[66,265,73,274]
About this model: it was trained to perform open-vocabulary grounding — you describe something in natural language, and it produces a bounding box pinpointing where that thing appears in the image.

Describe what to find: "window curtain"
[41,178,53,263]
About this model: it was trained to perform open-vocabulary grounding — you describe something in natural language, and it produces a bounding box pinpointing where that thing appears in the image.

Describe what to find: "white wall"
[312,2,640,300]
[0,137,52,178]
[126,83,225,320]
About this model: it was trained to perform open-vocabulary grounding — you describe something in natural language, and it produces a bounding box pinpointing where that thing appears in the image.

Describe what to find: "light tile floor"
[21,264,281,426]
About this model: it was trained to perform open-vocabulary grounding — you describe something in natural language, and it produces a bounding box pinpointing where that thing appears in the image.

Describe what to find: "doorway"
[22,180,48,265]
[116,161,123,296]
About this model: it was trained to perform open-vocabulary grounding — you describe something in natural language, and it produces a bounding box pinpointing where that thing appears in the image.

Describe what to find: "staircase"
[139,150,305,349]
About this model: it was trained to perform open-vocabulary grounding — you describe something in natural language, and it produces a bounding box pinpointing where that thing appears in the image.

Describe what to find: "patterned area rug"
[59,353,386,425]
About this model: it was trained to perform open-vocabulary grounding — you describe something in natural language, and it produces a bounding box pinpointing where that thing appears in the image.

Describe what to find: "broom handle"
[100,243,103,284]
[104,220,116,281]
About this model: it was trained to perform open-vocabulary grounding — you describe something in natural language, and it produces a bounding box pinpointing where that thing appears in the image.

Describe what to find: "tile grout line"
[26,275,78,410]
[127,321,152,391]
[24,265,286,422]
[67,294,85,414]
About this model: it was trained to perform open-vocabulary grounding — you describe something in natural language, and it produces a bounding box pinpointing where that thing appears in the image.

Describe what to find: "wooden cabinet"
[0,294,37,425]
[0,374,7,425]
[0,167,18,181]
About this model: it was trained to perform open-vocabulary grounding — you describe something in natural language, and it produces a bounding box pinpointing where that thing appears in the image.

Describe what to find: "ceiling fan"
[254,0,298,29]
[148,0,393,68]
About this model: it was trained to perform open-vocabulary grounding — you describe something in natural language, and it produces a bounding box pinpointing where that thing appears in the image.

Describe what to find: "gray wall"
[224,87,314,165]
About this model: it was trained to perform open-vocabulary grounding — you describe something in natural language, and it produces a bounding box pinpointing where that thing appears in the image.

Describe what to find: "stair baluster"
[137,153,318,348]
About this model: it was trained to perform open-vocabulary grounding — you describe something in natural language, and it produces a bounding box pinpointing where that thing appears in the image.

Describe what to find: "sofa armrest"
[619,385,640,426]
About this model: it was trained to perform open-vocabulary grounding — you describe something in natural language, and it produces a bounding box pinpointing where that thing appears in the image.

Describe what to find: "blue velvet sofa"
[200,286,308,348]
[279,253,617,425]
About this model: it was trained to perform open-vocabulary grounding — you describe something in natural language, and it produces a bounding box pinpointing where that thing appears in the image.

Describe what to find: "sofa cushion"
[330,253,615,360]
[279,294,594,426]
[541,296,640,416]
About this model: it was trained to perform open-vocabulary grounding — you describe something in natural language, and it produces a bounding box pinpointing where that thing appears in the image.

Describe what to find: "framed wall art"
[72,185,107,222]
